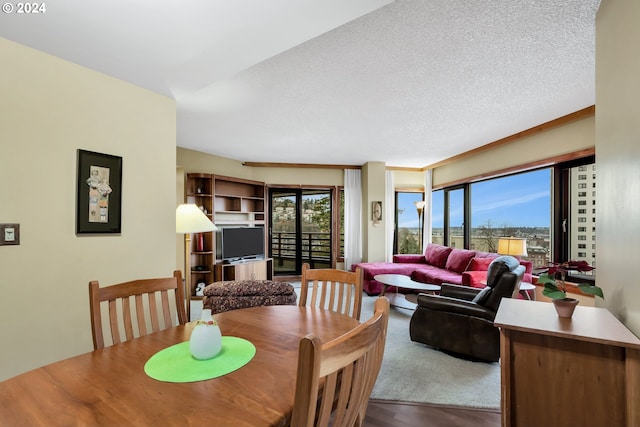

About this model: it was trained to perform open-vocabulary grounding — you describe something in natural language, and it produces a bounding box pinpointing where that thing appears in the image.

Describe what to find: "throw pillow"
[424,243,453,268]
[468,256,494,272]
[486,256,519,286]
[445,248,477,273]
[472,286,492,306]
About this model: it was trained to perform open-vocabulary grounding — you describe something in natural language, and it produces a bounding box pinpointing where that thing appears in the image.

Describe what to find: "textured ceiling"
[1,0,600,168]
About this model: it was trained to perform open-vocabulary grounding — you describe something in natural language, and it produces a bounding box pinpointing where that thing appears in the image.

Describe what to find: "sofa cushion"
[468,256,495,272]
[393,254,427,264]
[424,243,452,268]
[445,248,476,273]
[462,270,489,288]
[412,267,464,285]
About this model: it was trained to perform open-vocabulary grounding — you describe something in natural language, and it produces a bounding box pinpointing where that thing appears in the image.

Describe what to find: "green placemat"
[144,336,256,383]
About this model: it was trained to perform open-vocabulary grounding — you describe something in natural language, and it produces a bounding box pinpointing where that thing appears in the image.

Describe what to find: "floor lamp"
[176,204,217,321]
[414,200,426,251]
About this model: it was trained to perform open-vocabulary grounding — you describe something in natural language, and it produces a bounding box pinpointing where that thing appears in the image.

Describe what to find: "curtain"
[344,169,362,271]
[385,170,395,262]
[423,169,433,250]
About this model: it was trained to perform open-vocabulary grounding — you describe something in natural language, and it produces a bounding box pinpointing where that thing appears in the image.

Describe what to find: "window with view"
[394,191,424,254]
[430,155,595,283]
[470,169,551,268]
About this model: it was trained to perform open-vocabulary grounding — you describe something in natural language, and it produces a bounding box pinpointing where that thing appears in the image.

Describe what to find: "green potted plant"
[537,260,603,318]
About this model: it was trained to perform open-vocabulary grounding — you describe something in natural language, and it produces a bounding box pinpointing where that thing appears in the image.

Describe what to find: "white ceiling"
[1,0,600,168]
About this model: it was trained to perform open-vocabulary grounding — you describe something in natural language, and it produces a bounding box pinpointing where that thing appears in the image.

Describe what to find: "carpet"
[362,294,501,409]
[291,283,500,409]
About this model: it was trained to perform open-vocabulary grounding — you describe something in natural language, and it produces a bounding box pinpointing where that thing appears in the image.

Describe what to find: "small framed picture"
[372,201,382,222]
[76,149,123,234]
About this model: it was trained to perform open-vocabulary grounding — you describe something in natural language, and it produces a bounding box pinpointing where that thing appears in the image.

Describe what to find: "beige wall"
[0,38,177,381]
[361,162,387,262]
[393,169,425,191]
[432,115,595,187]
[596,0,640,335]
[177,147,344,186]
[177,149,408,264]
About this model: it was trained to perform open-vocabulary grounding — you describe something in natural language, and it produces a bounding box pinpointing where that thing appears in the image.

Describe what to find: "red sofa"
[351,243,533,295]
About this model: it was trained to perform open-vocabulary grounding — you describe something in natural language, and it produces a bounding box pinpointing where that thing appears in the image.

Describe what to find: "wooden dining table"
[0,305,360,427]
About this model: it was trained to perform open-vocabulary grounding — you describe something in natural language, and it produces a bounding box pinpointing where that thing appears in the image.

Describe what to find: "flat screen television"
[216,227,265,262]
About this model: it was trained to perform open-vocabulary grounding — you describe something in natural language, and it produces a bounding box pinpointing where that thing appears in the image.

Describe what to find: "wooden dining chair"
[290,296,390,427]
[89,270,187,350]
[299,263,363,320]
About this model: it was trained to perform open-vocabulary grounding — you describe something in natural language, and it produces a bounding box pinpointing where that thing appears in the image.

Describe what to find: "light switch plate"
[0,224,20,246]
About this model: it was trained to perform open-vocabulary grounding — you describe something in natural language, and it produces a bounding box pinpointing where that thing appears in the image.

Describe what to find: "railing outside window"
[271,231,332,269]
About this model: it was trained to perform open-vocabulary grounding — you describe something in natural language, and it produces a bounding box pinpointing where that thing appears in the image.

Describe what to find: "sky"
[398,168,551,229]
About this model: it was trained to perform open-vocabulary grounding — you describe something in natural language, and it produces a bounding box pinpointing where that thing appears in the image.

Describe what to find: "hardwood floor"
[364,400,501,427]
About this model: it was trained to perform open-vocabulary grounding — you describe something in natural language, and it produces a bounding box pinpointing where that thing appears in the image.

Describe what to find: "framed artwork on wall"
[76,149,123,234]
[372,201,382,222]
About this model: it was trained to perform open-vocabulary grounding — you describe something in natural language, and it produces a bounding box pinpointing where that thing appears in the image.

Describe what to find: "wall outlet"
[0,224,20,246]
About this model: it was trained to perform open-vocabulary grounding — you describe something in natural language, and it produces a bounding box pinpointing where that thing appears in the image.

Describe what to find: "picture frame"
[76,149,122,234]
[372,201,382,222]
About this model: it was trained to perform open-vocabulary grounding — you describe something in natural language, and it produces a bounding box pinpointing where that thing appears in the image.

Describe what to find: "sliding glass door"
[269,188,333,276]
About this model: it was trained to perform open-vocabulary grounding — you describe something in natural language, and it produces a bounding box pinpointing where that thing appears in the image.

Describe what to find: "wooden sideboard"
[494,299,640,427]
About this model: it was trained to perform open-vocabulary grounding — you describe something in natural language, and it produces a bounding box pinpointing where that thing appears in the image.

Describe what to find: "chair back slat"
[147,292,160,333]
[121,297,134,342]
[108,299,122,345]
[160,289,172,327]
[299,264,363,320]
[291,296,390,427]
[89,270,187,350]
[133,294,145,339]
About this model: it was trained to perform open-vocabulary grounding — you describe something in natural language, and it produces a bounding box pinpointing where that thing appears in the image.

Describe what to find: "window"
[270,187,338,275]
[431,190,444,245]
[434,169,550,267]
[447,188,466,248]
[394,191,424,254]
[432,155,595,281]
[431,187,468,248]
[557,157,596,281]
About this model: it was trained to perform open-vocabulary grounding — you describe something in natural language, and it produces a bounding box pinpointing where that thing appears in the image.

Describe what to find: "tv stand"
[215,258,273,281]
[228,256,263,264]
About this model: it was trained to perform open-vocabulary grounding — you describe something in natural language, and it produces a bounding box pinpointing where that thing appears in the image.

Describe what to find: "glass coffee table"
[374,274,441,310]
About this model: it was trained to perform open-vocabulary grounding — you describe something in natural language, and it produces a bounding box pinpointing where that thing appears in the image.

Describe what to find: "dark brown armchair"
[409,256,525,362]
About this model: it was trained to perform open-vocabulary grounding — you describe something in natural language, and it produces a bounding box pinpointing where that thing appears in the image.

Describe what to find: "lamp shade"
[414,200,426,211]
[176,204,217,234]
[497,237,527,257]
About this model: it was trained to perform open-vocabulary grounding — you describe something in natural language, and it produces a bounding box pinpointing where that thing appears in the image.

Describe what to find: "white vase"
[189,309,222,360]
